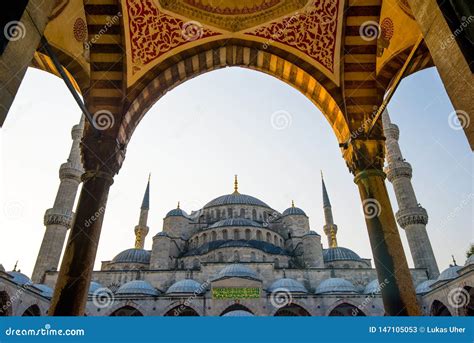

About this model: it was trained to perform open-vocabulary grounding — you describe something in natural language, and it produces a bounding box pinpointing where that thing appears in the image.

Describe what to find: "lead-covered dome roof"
[323,247,362,262]
[204,193,270,209]
[415,280,436,294]
[165,208,188,218]
[7,271,32,285]
[437,265,462,281]
[116,280,159,296]
[33,284,54,298]
[209,218,262,229]
[112,248,151,264]
[268,278,308,293]
[364,279,381,294]
[316,278,358,294]
[166,279,204,294]
[282,206,306,216]
[213,264,260,281]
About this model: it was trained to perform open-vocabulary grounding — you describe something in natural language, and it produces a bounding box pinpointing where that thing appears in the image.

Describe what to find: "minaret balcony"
[59,162,83,181]
[396,207,428,228]
[384,160,412,181]
[384,123,399,140]
[44,208,74,228]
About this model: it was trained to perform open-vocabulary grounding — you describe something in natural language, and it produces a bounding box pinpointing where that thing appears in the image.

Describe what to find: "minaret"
[382,109,439,278]
[134,175,150,249]
[31,116,85,283]
[321,172,338,248]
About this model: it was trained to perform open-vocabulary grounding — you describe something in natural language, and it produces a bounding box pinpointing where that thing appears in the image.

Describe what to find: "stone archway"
[328,303,366,316]
[22,304,41,316]
[274,304,310,316]
[221,304,254,316]
[430,300,452,316]
[0,291,11,316]
[110,306,143,316]
[164,305,199,316]
[459,286,474,316]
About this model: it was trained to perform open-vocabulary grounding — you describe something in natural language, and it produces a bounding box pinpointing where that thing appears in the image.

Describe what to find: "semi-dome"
[209,218,262,229]
[165,208,188,218]
[415,280,436,294]
[116,280,159,296]
[33,284,54,298]
[214,264,260,281]
[112,248,151,264]
[282,206,306,217]
[166,279,204,294]
[268,278,308,293]
[222,310,254,316]
[204,193,270,209]
[316,278,358,294]
[7,271,32,285]
[437,265,462,281]
[364,279,381,294]
[88,281,104,295]
[465,255,474,267]
[323,247,362,262]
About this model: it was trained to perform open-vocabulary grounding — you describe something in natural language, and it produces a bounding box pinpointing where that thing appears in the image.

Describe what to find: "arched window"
[274,258,279,268]
[228,208,233,218]
[193,258,200,269]
[250,252,256,262]
[223,229,228,240]
[252,209,257,220]
[110,306,143,316]
[218,252,224,262]
[165,305,199,316]
[240,208,246,218]
[216,209,221,219]
[234,229,240,240]
[273,235,278,245]
[329,303,366,316]
[245,229,251,240]
[266,232,271,242]
[263,212,268,221]
[280,238,283,246]
[0,291,11,316]
[274,304,311,316]
[202,233,207,244]
[256,230,262,240]
[233,250,240,262]
[211,231,217,241]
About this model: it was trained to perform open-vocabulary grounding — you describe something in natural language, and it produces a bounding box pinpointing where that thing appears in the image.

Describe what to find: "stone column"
[382,110,439,278]
[31,116,84,283]
[49,133,123,316]
[343,139,421,316]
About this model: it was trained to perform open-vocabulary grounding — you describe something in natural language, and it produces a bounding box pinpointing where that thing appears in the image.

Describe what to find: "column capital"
[81,133,126,177]
[342,138,385,176]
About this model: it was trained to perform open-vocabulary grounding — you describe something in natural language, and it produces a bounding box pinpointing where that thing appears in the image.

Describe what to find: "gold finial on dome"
[234,175,239,193]
[291,200,295,207]
[177,201,180,209]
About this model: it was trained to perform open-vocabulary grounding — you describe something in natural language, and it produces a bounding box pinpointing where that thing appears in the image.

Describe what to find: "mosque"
[0,114,472,317]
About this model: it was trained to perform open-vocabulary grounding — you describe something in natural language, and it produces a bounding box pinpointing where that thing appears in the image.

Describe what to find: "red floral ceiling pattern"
[126,0,221,75]
[183,0,282,15]
[244,0,340,73]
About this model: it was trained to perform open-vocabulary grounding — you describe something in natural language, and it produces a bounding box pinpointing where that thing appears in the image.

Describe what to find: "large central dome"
[204,192,271,209]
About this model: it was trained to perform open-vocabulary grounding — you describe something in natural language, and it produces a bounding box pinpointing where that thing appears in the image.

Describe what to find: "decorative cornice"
[396,207,428,228]
[44,208,74,228]
[384,160,412,182]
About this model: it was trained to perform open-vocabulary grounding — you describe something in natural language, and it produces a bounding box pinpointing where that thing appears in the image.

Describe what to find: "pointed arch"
[430,300,452,316]
[221,304,254,316]
[0,291,12,316]
[110,305,143,316]
[22,304,41,316]
[274,303,310,316]
[165,305,199,316]
[328,302,366,316]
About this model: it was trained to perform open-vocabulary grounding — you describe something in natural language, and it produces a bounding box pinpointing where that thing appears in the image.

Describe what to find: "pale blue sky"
[0,66,472,277]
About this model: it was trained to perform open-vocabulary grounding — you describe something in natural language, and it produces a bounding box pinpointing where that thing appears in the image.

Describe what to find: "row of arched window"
[205,208,272,222]
[185,252,283,269]
[188,228,284,249]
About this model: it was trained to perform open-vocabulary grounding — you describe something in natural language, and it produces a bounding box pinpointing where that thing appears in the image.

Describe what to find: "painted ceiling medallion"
[158,0,309,31]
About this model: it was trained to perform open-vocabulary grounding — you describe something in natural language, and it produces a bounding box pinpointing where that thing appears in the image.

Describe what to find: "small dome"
[112,248,150,264]
[166,279,204,294]
[88,281,104,295]
[7,271,32,285]
[316,278,357,294]
[304,231,320,237]
[268,278,308,293]
[209,218,262,229]
[416,280,436,294]
[437,265,462,281]
[166,208,188,218]
[323,247,362,262]
[214,264,260,281]
[282,206,306,217]
[33,284,54,298]
[465,255,474,266]
[204,193,270,209]
[116,280,159,296]
[222,310,254,317]
[364,279,381,294]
